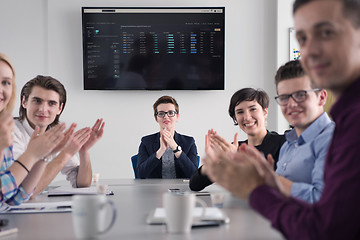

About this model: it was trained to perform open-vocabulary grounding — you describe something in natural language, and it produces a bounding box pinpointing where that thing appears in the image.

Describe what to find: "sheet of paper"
[47,186,113,196]
[1,201,73,214]
[147,207,230,225]
[0,227,18,237]
[154,207,224,219]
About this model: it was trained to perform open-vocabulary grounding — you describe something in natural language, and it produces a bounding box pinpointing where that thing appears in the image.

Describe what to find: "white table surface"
[0,179,284,240]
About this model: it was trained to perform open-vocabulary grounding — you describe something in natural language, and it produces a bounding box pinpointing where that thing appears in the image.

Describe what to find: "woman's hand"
[207,130,238,153]
[201,130,216,176]
[156,131,167,159]
[201,130,239,175]
[161,128,177,150]
[205,129,216,154]
[0,111,14,151]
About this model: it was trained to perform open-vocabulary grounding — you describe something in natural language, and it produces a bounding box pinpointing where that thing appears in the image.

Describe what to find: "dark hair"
[153,96,179,120]
[293,0,360,28]
[228,88,269,125]
[275,60,320,91]
[274,60,307,86]
[19,75,66,128]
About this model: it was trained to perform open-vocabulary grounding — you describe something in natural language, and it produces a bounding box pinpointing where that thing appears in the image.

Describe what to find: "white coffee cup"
[163,192,207,234]
[72,195,117,239]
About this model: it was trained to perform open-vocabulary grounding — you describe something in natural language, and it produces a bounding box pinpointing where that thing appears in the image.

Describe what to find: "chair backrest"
[131,155,139,179]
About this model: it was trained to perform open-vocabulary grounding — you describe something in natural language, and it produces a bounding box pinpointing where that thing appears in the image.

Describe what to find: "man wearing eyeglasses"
[273,60,334,203]
[137,95,198,179]
[204,0,360,238]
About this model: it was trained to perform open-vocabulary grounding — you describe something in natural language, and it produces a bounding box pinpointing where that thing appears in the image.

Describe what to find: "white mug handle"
[98,199,117,235]
[193,197,207,223]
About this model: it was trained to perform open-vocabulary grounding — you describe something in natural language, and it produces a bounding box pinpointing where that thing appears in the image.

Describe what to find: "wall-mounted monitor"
[82,7,225,90]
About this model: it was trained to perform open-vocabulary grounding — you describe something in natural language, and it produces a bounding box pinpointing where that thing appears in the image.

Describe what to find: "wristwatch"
[41,156,51,163]
[173,145,182,153]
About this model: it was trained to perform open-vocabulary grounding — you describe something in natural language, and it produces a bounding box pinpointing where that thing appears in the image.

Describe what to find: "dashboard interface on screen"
[82,7,225,90]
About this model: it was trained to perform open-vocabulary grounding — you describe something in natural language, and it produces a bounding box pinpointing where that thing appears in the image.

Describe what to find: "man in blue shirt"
[273,60,334,203]
[204,1,360,238]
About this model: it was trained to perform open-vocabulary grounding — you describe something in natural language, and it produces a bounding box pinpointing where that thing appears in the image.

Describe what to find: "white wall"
[276,0,295,132]
[0,0,281,182]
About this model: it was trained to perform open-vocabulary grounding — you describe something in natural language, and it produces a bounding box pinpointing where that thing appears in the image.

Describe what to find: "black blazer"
[137,132,198,179]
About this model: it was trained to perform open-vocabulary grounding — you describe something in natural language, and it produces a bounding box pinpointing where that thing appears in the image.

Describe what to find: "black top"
[189,131,286,191]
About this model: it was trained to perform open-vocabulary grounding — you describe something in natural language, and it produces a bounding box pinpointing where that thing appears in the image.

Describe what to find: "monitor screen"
[82,7,225,90]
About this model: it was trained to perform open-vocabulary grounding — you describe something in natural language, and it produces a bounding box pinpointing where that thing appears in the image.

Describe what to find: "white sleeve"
[60,155,80,188]
[12,121,31,160]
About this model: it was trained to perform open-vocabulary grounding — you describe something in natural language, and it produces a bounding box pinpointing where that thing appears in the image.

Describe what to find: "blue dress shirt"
[276,112,335,203]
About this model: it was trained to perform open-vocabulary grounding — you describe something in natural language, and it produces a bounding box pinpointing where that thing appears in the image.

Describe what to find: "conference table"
[1,179,284,239]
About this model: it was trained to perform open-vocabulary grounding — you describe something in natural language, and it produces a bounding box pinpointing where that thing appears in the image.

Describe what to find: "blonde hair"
[0,53,16,113]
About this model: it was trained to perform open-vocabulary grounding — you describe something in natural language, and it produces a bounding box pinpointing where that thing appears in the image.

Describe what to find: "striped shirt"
[0,146,31,207]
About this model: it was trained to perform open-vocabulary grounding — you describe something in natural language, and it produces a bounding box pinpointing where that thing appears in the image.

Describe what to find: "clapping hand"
[203,140,264,199]
[202,130,238,175]
[80,119,105,153]
[0,111,14,151]
[160,128,177,150]
[239,144,285,195]
[26,123,66,161]
[159,132,167,152]
[209,131,239,153]
[47,123,77,156]
[62,127,91,157]
[156,127,176,159]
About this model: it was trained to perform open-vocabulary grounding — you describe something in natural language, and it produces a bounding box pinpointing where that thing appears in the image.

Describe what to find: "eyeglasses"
[156,110,178,118]
[275,89,321,106]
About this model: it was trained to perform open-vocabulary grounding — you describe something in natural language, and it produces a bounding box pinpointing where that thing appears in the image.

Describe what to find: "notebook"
[0,201,73,214]
[146,207,230,225]
[47,186,113,197]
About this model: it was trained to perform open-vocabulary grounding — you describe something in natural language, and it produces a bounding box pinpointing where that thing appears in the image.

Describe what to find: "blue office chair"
[131,155,139,179]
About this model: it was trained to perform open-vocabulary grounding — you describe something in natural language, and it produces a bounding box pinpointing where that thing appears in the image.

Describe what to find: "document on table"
[47,186,113,197]
[0,227,18,237]
[0,201,73,214]
[146,207,230,225]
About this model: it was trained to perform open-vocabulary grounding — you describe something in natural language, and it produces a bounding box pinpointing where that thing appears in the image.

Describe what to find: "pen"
[9,207,44,211]
[0,219,8,227]
[56,205,72,209]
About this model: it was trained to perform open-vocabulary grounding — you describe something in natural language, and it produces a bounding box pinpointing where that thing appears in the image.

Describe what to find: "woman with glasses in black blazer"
[137,96,198,179]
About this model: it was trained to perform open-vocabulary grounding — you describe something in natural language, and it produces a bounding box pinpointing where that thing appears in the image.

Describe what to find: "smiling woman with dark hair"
[136,96,198,179]
[189,88,285,191]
